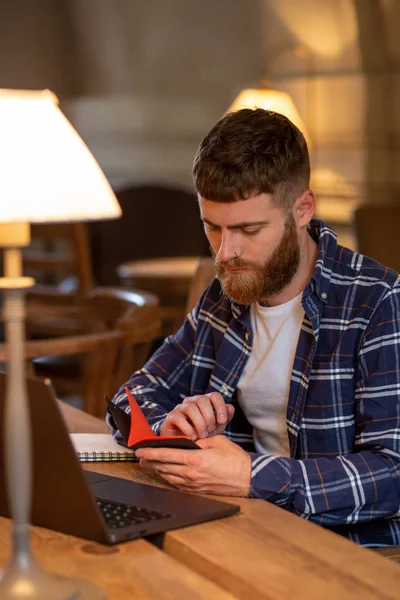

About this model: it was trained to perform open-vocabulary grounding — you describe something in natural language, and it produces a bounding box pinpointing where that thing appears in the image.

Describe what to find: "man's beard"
[213,214,301,305]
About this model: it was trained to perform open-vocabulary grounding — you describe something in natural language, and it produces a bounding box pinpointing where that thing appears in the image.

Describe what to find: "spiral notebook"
[70,433,138,462]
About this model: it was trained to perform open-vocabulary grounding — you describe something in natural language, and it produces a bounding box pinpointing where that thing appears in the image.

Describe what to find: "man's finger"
[196,396,219,432]
[207,392,229,424]
[181,402,208,439]
[165,412,197,439]
[135,446,195,464]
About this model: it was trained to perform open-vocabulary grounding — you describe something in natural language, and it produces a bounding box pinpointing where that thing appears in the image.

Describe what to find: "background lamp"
[227,87,310,147]
[0,89,121,599]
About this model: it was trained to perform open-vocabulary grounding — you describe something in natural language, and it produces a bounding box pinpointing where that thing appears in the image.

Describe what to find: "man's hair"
[192,108,310,210]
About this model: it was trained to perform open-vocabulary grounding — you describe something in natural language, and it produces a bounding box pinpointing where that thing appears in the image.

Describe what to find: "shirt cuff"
[248,452,291,506]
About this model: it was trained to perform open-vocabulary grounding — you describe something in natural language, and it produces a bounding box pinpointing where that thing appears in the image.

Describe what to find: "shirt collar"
[306,218,338,304]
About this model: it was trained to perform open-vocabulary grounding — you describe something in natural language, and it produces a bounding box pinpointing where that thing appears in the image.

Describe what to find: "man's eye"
[242,229,260,236]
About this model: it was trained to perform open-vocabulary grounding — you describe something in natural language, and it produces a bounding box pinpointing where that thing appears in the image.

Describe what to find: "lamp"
[0,89,121,598]
[226,44,314,149]
[227,87,309,139]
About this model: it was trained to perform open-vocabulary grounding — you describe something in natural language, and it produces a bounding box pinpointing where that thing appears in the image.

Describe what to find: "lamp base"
[0,557,107,599]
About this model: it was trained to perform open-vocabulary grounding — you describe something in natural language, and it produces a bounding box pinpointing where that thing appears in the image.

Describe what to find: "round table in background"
[117,256,200,336]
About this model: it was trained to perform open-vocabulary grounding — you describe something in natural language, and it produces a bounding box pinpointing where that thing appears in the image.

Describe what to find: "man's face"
[199,193,301,305]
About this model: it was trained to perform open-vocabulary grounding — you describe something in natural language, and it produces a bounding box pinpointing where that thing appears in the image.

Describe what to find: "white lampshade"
[227,88,310,146]
[0,89,121,223]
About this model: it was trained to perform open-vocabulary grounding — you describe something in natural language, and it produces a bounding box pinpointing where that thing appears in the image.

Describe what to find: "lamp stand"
[0,224,106,599]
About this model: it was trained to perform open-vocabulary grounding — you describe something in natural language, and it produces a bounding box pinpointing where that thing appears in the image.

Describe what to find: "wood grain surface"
[2,402,397,600]
[82,462,400,600]
[0,519,236,600]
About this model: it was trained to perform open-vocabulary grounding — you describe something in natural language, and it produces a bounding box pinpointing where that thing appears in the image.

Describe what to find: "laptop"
[0,372,240,545]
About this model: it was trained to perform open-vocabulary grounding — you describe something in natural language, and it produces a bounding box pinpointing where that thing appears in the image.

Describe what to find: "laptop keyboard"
[96,497,172,530]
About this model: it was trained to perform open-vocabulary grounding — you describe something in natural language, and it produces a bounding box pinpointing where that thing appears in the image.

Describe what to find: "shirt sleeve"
[248,285,400,526]
[107,305,199,440]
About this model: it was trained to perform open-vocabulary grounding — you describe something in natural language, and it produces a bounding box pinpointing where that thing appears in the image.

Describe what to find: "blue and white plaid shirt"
[109,219,400,547]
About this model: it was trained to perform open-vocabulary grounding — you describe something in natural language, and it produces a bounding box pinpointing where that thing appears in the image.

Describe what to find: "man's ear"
[293,189,316,227]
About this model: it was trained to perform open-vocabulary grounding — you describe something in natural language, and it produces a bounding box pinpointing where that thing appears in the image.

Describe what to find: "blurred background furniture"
[185,257,215,313]
[23,222,94,298]
[19,222,96,345]
[85,184,210,337]
[23,256,214,416]
[353,204,400,273]
[118,255,200,336]
[17,329,123,417]
[19,186,212,342]
[87,184,209,286]
[28,287,161,416]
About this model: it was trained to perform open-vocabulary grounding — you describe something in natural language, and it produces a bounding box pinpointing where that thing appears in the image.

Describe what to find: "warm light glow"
[268,0,357,58]
[0,89,121,223]
[227,88,310,146]
[312,168,358,198]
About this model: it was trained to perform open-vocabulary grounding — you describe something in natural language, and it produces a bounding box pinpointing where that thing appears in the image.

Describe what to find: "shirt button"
[321,292,327,300]
[245,332,249,341]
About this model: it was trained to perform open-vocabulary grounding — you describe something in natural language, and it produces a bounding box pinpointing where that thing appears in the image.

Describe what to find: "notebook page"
[69,433,137,461]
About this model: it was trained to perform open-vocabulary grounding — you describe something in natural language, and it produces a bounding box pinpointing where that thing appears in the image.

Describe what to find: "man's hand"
[135,435,251,497]
[159,392,235,441]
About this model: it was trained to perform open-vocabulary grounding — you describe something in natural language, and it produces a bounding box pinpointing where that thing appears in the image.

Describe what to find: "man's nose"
[217,234,238,263]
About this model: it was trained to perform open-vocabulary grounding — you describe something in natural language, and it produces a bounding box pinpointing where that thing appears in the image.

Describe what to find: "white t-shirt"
[237,292,304,457]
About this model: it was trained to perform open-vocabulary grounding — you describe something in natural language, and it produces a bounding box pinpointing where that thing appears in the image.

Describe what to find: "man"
[108,108,400,547]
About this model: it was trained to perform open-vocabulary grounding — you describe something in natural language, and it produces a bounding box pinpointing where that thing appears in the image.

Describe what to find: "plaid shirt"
[109,219,400,547]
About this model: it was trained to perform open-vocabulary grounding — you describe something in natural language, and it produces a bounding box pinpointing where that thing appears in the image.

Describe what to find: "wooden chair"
[0,330,122,418]
[185,257,215,313]
[119,256,200,338]
[23,223,94,341]
[29,287,161,417]
[353,204,400,272]
[23,222,94,298]
[78,287,161,386]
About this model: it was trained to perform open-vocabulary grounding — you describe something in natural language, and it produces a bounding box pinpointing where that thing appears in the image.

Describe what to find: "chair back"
[23,223,94,295]
[79,287,161,394]
[87,184,209,285]
[186,257,215,313]
[353,204,400,273]
[0,329,122,418]
[26,287,161,417]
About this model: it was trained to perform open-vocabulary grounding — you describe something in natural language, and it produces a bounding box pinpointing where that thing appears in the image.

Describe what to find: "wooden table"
[117,256,199,305]
[118,256,200,335]
[118,256,199,284]
[1,404,400,600]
